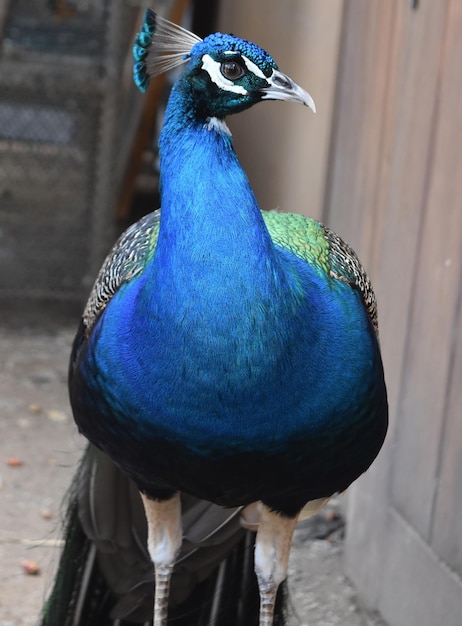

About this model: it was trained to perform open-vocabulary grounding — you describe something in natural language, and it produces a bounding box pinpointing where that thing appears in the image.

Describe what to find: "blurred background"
[0,1,462,625]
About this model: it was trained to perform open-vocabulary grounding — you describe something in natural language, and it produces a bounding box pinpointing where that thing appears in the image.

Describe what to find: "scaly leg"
[141,492,182,626]
[254,504,298,626]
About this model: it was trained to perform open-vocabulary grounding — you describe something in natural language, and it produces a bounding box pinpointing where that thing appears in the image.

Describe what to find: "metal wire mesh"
[0,0,136,304]
[4,0,107,57]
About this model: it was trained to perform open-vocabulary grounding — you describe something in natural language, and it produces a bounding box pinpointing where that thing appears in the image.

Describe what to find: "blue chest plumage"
[85,249,375,447]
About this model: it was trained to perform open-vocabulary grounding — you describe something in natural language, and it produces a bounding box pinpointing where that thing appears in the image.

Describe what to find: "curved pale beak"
[261,69,316,112]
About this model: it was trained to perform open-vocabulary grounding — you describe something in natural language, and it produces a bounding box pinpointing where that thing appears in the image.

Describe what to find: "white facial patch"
[202,54,248,95]
[241,55,267,80]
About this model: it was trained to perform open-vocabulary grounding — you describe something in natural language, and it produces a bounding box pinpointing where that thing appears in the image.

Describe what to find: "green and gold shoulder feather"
[263,211,378,335]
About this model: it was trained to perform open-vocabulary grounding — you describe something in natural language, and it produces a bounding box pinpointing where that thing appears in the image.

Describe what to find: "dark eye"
[220,61,245,81]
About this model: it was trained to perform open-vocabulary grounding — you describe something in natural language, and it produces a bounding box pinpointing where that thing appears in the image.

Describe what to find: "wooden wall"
[327,2,462,625]
[218,1,462,624]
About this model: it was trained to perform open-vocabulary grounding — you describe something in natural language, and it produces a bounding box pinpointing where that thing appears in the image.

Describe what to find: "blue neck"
[147,85,290,317]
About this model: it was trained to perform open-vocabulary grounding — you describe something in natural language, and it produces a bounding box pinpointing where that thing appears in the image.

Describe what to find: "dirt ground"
[0,319,387,626]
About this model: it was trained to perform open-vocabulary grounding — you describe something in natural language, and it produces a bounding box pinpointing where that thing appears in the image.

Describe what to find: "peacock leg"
[254,504,298,626]
[140,492,182,626]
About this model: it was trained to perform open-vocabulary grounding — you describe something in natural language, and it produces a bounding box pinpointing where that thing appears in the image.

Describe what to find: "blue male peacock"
[42,9,387,626]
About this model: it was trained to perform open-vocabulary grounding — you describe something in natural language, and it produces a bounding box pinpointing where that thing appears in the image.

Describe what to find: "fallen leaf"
[41,508,53,520]
[47,410,68,423]
[7,457,23,467]
[28,404,42,414]
[22,560,40,576]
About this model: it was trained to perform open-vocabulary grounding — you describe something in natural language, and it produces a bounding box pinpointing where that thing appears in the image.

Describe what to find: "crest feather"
[133,9,202,93]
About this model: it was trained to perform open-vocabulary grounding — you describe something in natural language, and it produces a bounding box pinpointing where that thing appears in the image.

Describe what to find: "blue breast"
[82,246,378,452]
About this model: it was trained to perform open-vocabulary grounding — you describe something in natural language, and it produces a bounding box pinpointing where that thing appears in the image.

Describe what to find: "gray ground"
[0,323,386,626]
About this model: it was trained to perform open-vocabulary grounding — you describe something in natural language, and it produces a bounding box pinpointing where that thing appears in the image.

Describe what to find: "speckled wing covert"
[82,211,160,331]
[262,211,379,336]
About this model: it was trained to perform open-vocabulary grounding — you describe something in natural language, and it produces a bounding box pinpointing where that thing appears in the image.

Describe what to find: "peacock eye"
[220,60,245,81]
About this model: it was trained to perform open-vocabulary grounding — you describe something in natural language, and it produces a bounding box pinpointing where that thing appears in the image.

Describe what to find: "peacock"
[41,9,388,626]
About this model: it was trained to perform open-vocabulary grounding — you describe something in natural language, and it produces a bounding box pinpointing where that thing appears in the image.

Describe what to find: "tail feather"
[41,445,288,625]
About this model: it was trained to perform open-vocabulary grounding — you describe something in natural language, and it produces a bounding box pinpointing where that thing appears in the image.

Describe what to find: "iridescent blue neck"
[152,84,279,293]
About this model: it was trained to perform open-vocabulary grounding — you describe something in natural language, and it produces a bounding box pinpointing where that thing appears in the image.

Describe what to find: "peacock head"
[133,9,315,120]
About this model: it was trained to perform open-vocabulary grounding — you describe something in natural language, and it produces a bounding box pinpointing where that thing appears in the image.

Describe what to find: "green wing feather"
[262,211,330,274]
[263,211,379,336]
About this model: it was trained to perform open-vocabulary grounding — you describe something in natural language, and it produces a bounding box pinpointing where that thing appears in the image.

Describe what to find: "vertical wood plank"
[324,0,375,243]
[370,0,448,424]
[431,291,462,576]
[336,0,402,606]
[425,0,462,576]
[388,0,460,540]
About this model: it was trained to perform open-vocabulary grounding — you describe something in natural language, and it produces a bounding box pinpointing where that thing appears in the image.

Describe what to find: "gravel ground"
[0,322,387,626]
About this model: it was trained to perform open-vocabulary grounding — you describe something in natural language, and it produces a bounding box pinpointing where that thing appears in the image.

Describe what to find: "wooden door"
[326,2,462,625]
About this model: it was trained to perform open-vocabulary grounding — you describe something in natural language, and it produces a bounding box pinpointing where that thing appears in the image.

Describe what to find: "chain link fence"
[0,0,141,307]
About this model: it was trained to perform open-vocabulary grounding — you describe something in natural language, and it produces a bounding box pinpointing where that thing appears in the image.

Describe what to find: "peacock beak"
[261,69,316,112]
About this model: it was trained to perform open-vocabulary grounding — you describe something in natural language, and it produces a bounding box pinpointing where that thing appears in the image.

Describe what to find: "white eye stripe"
[201,52,270,95]
[202,54,247,95]
[241,55,267,80]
